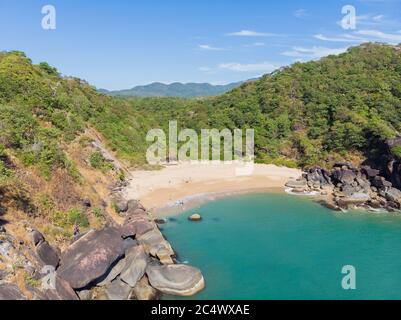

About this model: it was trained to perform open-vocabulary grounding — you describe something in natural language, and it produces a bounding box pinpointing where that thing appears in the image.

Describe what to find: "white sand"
[123,162,302,214]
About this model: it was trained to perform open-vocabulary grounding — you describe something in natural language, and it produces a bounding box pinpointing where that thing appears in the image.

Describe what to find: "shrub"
[68,208,89,228]
[89,151,113,172]
[391,146,401,159]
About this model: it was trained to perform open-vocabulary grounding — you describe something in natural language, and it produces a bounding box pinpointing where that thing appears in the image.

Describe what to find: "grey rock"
[82,199,91,208]
[372,176,392,190]
[146,263,205,297]
[188,214,202,222]
[44,276,79,300]
[385,188,401,204]
[120,246,148,287]
[30,230,45,247]
[285,179,307,189]
[105,277,132,300]
[127,200,144,212]
[137,229,174,264]
[77,290,92,300]
[361,166,380,178]
[37,241,60,268]
[337,193,370,208]
[97,258,127,287]
[119,214,154,238]
[332,168,357,185]
[334,162,356,170]
[0,284,26,300]
[58,227,125,289]
[113,199,128,213]
[130,276,159,300]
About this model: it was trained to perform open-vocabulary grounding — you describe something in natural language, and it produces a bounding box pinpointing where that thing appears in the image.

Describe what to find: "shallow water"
[161,193,401,300]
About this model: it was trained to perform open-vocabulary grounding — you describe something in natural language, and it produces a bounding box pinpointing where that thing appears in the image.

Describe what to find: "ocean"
[161,193,401,300]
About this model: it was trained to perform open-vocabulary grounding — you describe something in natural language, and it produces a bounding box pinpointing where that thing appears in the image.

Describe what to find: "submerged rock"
[58,227,125,289]
[146,263,205,297]
[188,214,202,222]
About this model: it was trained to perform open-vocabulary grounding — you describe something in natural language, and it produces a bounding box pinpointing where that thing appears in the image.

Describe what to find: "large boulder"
[120,246,148,287]
[130,276,159,300]
[97,258,127,287]
[372,176,392,190]
[338,193,370,205]
[58,227,125,289]
[105,277,132,300]
[361,166,380,179]
[44,276,79,300]
[0,284,26,300]
[36,241,60,268]
[126,200,145,213]
[188,214,202,222]
[146,264,205,297]
[30,230,45,246]
[332,168,357,185]
[384,188,401,205]
[285,179,307,189]
[137,229,175,265]
[119,214,154,238]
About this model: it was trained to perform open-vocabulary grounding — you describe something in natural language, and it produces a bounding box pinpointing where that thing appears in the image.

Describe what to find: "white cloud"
[245,42,266,47]
[219,62,276,73]
[198,44,223,51]
[355,29,401,43]
[282,46,348,59]
[294,9,308,18]
[226,30,275,37]
[314,33,366,43]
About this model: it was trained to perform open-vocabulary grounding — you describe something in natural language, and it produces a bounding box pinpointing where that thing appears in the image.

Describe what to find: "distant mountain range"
[99,81,249,98]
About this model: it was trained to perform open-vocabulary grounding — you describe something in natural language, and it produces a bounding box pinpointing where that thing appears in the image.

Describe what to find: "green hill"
[101,81,245,98]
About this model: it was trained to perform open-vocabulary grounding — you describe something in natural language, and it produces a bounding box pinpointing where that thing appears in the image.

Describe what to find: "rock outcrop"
[146,263,205,296]
[287,163,401,212]
[0,198,205,300]
[57,227,126,289]
[0,284,26,300]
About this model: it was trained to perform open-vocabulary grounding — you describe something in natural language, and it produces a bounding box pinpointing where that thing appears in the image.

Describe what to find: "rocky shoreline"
[0,199,205,300]
[286,162,401,212]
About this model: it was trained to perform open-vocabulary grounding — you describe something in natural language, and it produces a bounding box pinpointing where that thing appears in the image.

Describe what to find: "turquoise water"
[161,193,401,300]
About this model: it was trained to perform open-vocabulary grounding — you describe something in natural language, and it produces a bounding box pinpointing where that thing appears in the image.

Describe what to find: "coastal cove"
[159,193,401,300]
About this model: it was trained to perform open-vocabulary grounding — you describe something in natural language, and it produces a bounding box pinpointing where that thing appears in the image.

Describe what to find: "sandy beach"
[122,162,302,216]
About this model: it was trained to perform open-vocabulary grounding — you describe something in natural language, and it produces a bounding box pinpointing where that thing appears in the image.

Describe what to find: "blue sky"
[0,0,401,90]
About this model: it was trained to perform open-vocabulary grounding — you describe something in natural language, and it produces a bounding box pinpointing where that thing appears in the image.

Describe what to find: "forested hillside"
[132,43,401,167]
[0,43,400,186]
